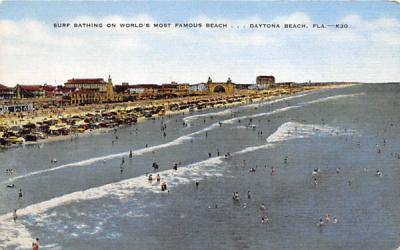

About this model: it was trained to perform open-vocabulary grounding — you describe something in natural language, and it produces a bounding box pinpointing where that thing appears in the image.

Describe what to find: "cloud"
[0,12,399,86]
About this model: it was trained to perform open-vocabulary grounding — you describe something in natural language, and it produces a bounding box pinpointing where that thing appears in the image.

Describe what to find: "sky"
[0,1,399,86]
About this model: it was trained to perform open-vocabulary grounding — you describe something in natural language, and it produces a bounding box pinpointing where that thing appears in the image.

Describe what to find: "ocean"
[0,83,399,250]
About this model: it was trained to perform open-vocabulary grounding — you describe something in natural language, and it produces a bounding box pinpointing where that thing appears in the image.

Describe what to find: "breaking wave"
[0,119,358,249]
[7,92,364,183]
[0,156,225,249]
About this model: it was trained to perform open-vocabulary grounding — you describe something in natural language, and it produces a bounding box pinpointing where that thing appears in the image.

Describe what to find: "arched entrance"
[213,85,226,93]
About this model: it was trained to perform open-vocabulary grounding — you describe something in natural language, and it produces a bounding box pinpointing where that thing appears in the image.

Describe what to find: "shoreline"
[0,84,356,149]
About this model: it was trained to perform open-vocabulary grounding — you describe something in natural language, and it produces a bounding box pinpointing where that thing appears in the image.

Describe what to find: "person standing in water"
[32,238,39,250]
[18,189,23,199]
[13,209,17,222]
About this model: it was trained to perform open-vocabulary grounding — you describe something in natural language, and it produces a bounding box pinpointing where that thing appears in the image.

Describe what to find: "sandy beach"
[0,84,354,148]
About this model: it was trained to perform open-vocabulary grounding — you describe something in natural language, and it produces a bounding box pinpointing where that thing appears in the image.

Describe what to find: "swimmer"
[312,168,320,176]
[156,174,161,182]
[336,168,341,174]
[376,170,382,177]
[18,189,23,198]
[325,214,331,222]
[260,203,266,211]
[247,190,251,199]
[195,181,199,189]
[7,184,15,188]
[333,217,338,224]
[318,218,324,227]
[148,174,153,181]
[129,150,133,158]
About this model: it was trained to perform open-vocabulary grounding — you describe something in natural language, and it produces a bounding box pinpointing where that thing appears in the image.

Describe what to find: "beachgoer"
[13,209,17,222]
[318,218,324,227]
[129,150,133,158]
[161,182,167,191]
[325,214,331,222]
[208,152,212,158]
[148,174,153,181]
[156,174,161,182]
[32,238,39,250]
[18,189,23,199]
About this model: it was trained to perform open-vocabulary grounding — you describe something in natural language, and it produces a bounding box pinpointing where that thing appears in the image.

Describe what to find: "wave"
[222,105,299,125]
[7,91,363,183]
[182,92,311,126]
[266,122,357,143]
[0,156,225,249]
[300,93,365,105]
[0,120,357,249]
[183,109,233,125]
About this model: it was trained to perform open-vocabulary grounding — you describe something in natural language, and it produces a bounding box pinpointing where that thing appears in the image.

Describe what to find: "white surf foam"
[7,91,363,183]
[301,93,365,105]
[183,92,311,126]
[233,122,356,156]
[0,156,225,249]
[0,119,358,249]
[183,109,233,125]
[222,105,300,125]
[266,122,357,143]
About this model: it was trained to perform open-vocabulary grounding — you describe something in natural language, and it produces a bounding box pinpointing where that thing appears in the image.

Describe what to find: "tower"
[106,74,114,100]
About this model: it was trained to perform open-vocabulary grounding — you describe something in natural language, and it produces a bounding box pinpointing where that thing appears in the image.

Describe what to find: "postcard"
[0,1,399,249]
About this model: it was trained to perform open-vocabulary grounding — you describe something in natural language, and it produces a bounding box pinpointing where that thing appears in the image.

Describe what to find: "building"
[256,75,275,89]
[0,84,15,99]
[115,84,161,95]
[68,89,104,105]
[16,85,45,99]
[207,77,236,94]
[64,75,118,104]
[189,83,208,92]
[65,78,108,91]
[161,82,190,96]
